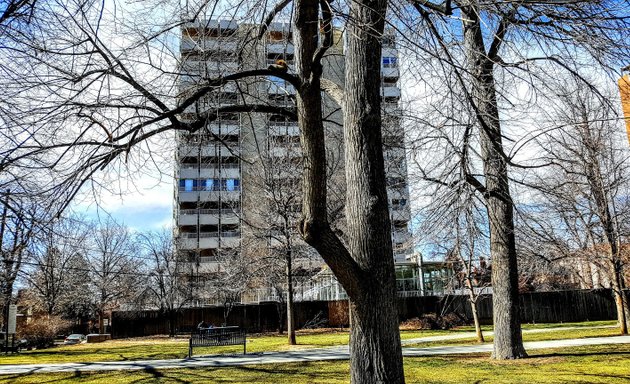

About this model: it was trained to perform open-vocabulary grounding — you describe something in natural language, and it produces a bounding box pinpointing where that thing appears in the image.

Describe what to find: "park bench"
[188,326,246,358]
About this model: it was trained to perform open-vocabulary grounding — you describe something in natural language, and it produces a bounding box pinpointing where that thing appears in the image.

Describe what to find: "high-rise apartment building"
[175,20,414,301]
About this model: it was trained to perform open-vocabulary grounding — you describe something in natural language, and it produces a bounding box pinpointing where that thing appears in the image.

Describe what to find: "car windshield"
[67,334,82,339]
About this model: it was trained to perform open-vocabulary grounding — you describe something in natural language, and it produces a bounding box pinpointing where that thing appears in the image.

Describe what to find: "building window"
[392,198,406,209]
[180,179,195,191]
[382,57,397,68]
[223,178,240,191]
[203,179,219,191]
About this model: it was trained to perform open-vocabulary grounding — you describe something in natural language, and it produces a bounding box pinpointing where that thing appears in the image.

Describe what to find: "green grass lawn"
[0,329,453,365]
[0,344,628,383]
[406,323,621,348]
[0,321,619,366]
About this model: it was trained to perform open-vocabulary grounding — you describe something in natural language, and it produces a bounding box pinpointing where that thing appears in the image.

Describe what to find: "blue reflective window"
[222,179,240,191]
[182,179,194,191]
[382,57,397,67]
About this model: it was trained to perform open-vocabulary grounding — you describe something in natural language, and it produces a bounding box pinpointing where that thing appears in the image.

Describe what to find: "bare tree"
[0,0,407,380]
[0,189,48,347]
[138,229,193,336]
[450,196,490,343]
[88,218,143,333]
[402,0,630,359]
[208,247,253,326]
[0,0,38,28]
[241,123,305,344]
[24,215,91,317]
[522,82,630,333]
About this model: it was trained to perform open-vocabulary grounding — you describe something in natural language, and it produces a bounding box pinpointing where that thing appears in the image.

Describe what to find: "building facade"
[175,20,414,303]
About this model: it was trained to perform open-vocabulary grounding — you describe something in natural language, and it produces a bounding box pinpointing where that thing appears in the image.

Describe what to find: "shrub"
[17,315,72,349]
[436,312,467,330]
[400,313,468,330]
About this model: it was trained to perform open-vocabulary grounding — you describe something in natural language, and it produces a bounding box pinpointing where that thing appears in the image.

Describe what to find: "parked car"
[63,334,86,345]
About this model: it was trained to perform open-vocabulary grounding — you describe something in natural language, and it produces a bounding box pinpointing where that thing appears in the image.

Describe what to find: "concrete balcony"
[393,231,411,244]
[382,102,401,116]
[178,212,198,226]
[269,124,300,136]
[196,190,241,202]
[177,236,198,249]
[391,208,411,222]
[179,146,222,158]
[220,167,240,179]
[196,262,220,274]
[176,210,237,226]
[177,165,199,178]
[199,191,221,201]
[384,147,406,160]
[269,145,301,157]
[199,214,220,225]
[198,167,220,178]
[221,213,240,225]
[219,143,241,157]
[178,191,199,202]
[209,123,240,135]
[194,166,238,179]
[382,124,404,138]
[382,47,398,58]
[220,234,240,248]
[199,235,219,249]
[381,66,400,79]
[221,190,241,202]
[387,189,409,200]
[267,81,296,95]
[181,19,237,32]
[180,36,238,52]
[267,42,294,55]
[382,86,401,98]
[180,60,239,75]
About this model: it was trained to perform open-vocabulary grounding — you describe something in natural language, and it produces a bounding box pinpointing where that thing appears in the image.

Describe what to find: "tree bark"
[460,3,526,359]
[344,0,405,382]
[466,279,484,343]
[286,248,296,345]
[292,0,405,381]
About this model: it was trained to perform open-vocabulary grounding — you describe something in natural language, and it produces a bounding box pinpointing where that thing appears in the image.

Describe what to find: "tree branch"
[257,0,294,39]
[410,0,453,15]
[320,78,345,109]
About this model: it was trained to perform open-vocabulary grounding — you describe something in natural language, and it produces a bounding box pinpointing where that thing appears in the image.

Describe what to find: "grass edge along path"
[0,343,629,384]
[0,320,618,366]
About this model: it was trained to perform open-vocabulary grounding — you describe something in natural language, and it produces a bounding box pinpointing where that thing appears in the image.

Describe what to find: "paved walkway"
[400,324,617,345]
[0,328,626,375]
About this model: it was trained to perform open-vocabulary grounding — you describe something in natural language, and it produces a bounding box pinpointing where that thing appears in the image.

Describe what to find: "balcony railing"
[179,231,241,239]
[179,186,241,192]
[179,208,240,215]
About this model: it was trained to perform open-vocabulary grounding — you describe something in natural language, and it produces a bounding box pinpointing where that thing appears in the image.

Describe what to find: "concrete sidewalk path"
[401,324,618,345]
[1,335,628,375]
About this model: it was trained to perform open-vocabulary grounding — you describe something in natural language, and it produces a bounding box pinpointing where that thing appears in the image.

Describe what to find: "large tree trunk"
[460,3,526,359]
[343,0,405,382]
[293,0,405,381]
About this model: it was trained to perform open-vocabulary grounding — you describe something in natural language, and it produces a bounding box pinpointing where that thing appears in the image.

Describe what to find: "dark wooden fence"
[111,289,627,338]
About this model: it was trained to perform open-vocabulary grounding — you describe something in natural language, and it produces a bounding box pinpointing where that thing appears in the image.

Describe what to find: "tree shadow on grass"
[535,351,630,358]
[154,362,349,384]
